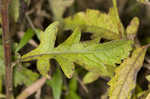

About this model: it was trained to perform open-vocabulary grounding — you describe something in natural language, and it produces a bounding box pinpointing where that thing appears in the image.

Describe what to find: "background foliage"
[0,0,150,99]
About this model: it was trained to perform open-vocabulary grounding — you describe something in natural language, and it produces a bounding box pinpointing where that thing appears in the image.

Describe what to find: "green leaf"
[126,17,140,40]
[22,21,59,76]
[108,47,147,99]
[47,69,63,99]
[49,0,74,21]
[22,22,133,78]
[16,29,35,52]
[83,72,100,84]
[14,67,39,87]
[65,77,81,99]
[9,0,20,22]
[64,8,124,40]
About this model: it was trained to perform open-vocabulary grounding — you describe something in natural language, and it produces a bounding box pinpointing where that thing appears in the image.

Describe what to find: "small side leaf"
[16,29,34,52]
[65,77,81,99]
[47,69,63,99]
[108,47,147,99]
[83,72,100,84]
[126,17,140,40]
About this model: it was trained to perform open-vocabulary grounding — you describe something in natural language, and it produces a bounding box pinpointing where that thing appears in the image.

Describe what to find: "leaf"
[22,22,133,79]
[49,0,74,21]
[14,67,39,87]
[65,77,81,99]
[83,72,100,84]
[64,8,124,40]
[9,0,20,22]
[126,17,140,40]
[108,47,147,99]
[47,69,63,99]
[16,29,35,52]
[22,21,59,76]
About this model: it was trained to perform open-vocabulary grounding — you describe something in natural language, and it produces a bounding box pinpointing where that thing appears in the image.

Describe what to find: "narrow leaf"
[47,69,63,99]
[108,47,147,99]
[16,29,34,52]
[65,77,81,99]
[126,17,140,40]
[83,72,100,84]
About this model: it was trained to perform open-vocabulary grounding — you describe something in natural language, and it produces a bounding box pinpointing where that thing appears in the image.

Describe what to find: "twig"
[35,88,41,99]
[25,12,39,35]
[76,76,88,93]
[1,0,13,98]
[17,77,48,99]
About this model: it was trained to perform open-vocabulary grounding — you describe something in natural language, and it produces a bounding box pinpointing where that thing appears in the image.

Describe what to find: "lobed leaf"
[64,8,124,40]
[22,22,133,79]
[108,47,147,99]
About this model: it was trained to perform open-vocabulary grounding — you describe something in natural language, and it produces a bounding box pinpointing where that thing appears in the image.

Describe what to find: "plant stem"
[1,0,13,98]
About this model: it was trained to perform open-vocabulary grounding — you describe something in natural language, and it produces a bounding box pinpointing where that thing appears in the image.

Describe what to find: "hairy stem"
[1,0,13,98]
